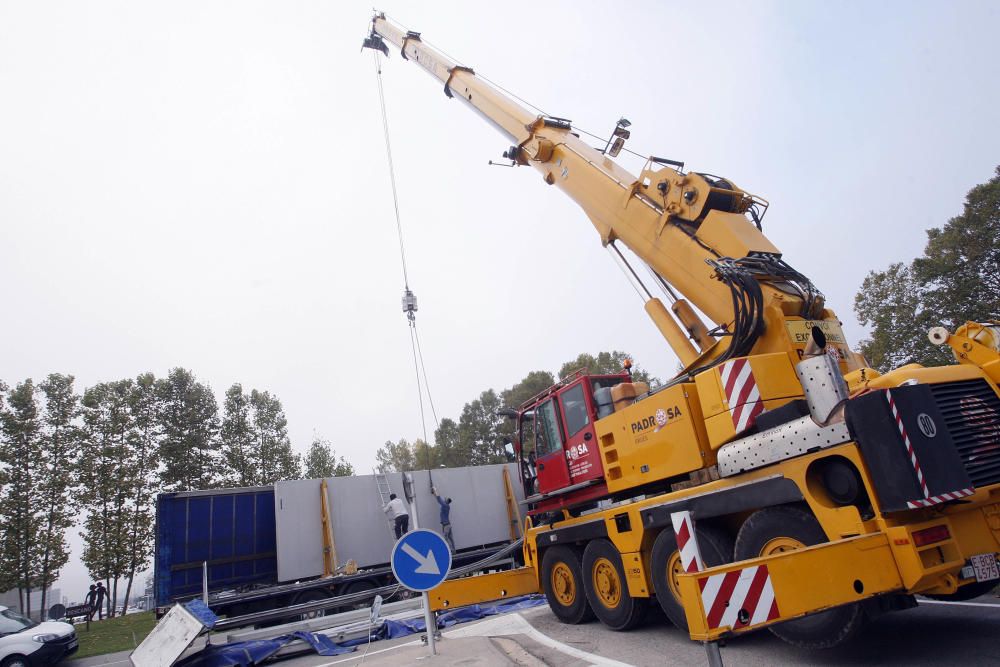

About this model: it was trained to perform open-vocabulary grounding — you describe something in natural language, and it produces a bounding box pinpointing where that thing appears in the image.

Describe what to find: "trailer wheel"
[541,546,595,624]
[340,580,378,611]
[735,505,866,648]
[582,539,649,631]
[291,588,332,620]
[650,522,733,630]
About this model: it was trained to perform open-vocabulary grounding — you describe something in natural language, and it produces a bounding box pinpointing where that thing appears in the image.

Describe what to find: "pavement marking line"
[919,599,1000,609]
[445,612,634,667]
[313,639,422,666]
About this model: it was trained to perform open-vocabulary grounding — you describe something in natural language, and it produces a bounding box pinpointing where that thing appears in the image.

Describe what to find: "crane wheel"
[735,505,866,648]
[650,522,733,630]
[582,539,649,631]
[541,546,595,624]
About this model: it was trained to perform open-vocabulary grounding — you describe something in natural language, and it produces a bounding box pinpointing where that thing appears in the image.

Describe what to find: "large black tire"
[650,522,734,630]
[1,656,30,667]
[582,539,649,631]
[541,545,595,624]
[735,505,866,649]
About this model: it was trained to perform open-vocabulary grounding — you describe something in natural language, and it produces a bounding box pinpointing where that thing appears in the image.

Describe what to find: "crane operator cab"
[508,368,646,516]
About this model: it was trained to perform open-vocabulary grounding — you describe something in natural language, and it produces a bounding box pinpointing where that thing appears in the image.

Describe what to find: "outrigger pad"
[845,384,972,512]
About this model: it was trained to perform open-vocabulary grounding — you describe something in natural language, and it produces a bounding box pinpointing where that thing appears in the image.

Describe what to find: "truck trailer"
[154,463,524,618]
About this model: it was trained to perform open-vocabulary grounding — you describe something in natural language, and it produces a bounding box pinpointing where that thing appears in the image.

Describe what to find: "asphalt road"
[279,594,1000,666]
[523,596,1000,666]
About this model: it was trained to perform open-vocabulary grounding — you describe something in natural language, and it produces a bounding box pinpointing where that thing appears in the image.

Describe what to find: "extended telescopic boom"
[364,14,859,373]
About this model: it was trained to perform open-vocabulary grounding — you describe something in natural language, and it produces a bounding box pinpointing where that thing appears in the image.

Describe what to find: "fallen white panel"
[130,603,207,667]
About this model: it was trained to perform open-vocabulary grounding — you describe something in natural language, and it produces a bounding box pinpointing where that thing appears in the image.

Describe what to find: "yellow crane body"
[364,14,1000,650]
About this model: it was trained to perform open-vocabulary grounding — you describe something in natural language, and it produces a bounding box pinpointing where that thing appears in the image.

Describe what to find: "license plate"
[970,553,1000,582]
[68,640,78,649]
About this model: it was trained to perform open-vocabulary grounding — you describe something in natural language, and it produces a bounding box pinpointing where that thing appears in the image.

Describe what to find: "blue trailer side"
[155,487,278,607]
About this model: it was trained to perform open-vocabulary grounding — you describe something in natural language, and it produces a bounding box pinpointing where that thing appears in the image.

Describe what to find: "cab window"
[560,384,590,437]
[536,399,564,457]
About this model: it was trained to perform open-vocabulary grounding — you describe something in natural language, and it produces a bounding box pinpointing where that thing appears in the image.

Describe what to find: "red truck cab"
[513,370,633,515]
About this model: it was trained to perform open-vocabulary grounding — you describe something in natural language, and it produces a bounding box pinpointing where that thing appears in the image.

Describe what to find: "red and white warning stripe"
[698,564,780,630]
[720,359,764,433]
[906,487,975,509]
[671,510,782,632]
[886,389,930,498]
[885,390,976,509]
[671,511,704,573]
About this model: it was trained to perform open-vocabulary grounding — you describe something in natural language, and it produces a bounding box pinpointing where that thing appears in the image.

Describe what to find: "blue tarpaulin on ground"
[176,632,355,667]
[177,594,548,666]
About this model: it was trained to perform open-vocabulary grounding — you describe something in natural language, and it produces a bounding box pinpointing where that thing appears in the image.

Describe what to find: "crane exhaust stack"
[795,327,849,425]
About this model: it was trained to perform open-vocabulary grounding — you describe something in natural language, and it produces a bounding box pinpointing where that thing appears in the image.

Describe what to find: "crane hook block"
[402,289,418,317]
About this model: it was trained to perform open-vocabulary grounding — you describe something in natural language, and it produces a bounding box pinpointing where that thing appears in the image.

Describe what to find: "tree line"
[0,368,353,619]
[375,351,653,472]
[855,166,999,371]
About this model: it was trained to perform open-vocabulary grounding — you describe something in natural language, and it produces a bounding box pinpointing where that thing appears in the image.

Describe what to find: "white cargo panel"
[274,463,523,583]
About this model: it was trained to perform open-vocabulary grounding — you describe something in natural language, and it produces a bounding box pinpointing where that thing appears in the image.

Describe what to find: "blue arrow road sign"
[391,529,452,592]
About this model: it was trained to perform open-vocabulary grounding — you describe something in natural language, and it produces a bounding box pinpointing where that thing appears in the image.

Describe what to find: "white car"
[0,606,78,667]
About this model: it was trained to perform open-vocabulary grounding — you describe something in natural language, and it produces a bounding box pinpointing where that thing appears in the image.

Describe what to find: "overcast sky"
[1,1,998,602]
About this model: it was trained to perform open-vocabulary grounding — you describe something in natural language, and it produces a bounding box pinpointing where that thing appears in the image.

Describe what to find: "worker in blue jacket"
[431,487,455,551]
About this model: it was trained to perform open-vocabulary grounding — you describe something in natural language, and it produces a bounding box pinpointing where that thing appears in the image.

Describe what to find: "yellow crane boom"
[366,14,859,374]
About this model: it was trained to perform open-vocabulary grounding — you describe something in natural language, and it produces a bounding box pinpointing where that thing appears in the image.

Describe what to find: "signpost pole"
[406,474,437,656]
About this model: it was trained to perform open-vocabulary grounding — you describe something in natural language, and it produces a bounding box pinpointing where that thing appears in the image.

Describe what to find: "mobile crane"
[363,14,1000,649]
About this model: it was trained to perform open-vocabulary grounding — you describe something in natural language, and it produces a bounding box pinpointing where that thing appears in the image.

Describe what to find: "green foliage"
[220,384,302,485]
[36,374,81,613]
[854,263,949,370]
[304,437,355,478]
[119,373,160,612]
[250,389,301,484]
[79,379,136,617]
[914,166,1000,322]
[855,167,1000,372]
[374,437,436,473]
[156,368,221,491]
[411,438,438,470]
[391,350,650,470]
[432,418,464,468]
[458,390,507,466]
[0,366,322,618]
[375,438,417,473]
[0,380,45,615]
[557,350,655,385]
[220,383,254,487]
[500,370,555,411]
